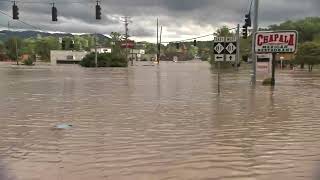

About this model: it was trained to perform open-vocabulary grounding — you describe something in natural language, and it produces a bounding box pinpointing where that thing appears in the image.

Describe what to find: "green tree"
[35,37,60,61]
[214,26,234,37]
[295,42,320,72]
[145,43,157,54]
[5,37,22,64]
[269,17,320,42]
[110,32,124,56]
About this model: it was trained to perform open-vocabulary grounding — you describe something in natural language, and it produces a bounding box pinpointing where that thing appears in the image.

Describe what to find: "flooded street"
[0,61,320,180]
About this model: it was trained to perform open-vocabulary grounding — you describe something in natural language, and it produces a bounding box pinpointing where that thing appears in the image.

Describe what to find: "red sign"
[255,31,298,53]
[121,40,135,49]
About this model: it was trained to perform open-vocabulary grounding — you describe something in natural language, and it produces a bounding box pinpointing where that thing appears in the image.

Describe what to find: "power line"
[0,0,97,4]
[161,26,237,44]
[0,9,42,30]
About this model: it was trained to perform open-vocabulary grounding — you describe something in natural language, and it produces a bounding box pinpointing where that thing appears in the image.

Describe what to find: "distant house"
[50,50,88,65]
[90,47,112,54]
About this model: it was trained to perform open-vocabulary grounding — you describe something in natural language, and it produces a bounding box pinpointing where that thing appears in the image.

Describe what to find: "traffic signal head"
[96,3,101,20]
[245,13,251,27]
[193,40,197,46]
[52,5,58,21]
[242,25,248,39]
[12,3,19,20]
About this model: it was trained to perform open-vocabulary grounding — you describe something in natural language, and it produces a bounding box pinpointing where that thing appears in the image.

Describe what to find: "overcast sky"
[0,0,319,42]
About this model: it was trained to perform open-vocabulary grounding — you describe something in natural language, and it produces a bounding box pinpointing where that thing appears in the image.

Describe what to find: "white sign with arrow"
[214,37,225,62]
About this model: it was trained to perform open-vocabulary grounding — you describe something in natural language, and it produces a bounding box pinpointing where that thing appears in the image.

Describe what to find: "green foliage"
[110,32,124,56]
[5,37,22,61]
[35,37,60,61]
[145,43,157,54]
[269,17,320,42]
[23,56,35,66]
[294,42,320,72]
[80,53,127,68]
[262,78,273,86]
[214,26,234,37]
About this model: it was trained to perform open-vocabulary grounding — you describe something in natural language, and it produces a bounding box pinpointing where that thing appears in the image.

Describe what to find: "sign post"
[214,37,225,94]
[254,31,298,86]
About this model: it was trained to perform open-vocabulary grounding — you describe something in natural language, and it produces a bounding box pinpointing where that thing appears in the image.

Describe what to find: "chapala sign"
[255,31,298,53]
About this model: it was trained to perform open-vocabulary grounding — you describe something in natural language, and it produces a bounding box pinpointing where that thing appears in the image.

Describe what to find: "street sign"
[214,43,224,54]
[215,54,224,62]
[225,42,237,54]
[225,36,237,62]
[226,54,236,62]
[254,31,298,53]
[214,37,225,62]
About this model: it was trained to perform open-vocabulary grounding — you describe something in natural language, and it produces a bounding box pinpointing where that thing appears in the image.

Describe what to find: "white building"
[50,50,88,65]
[90,47,112,54]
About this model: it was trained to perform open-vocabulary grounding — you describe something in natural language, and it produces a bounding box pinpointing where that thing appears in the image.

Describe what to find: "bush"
[262,78,273,86]
[23,57,35,66]
[80,53,127,68]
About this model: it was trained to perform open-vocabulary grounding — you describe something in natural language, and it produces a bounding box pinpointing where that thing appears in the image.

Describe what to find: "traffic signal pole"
[236,24,240,71]
[251,0,259,84]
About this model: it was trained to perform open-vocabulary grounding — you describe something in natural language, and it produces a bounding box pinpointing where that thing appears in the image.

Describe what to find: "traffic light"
[12,2,19,20]
[176,43,180,49]
[245,13,251,27]
[193,39,197,46]
[52,4,57,21]
[242,25,248,39]
[96,3,101,20]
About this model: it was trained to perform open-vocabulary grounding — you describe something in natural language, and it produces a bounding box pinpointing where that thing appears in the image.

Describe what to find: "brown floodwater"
[0,61,320,180]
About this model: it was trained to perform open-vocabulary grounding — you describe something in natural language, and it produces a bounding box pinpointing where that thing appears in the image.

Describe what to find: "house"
[50,50,88,65]
[90,47,112,54]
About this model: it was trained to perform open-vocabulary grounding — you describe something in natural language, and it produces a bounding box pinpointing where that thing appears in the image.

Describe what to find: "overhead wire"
[0,9,42,30]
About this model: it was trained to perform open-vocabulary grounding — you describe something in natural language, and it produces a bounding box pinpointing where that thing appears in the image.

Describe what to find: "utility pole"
[15,38,18,65]
[122,16,131,64]
[158,26,162,64]
[251,0,259,84]
[236,24,240,71]
[94,33,97,67]
[156,18,159,63]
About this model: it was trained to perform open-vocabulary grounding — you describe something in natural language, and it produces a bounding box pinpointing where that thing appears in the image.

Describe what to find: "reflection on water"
[0,62,320,180]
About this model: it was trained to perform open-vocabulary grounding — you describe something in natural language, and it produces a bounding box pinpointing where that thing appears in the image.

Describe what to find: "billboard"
[254,31,298,53]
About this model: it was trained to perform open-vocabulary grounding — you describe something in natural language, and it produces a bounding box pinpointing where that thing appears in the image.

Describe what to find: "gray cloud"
[0,0,319,42]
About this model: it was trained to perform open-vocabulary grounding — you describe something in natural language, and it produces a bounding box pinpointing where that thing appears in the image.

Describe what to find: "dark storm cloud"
[0,0,319,41]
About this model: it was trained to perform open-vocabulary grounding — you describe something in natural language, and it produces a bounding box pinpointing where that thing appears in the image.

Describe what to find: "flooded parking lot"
[0,61,320,180]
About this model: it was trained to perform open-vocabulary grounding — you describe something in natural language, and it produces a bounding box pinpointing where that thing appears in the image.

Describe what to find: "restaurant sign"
[254,31,298,53]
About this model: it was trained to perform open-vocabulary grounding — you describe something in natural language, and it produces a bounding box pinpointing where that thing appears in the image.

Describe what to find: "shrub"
[262,78,273,86]
[23,56,35,66]
[80,53,127,67]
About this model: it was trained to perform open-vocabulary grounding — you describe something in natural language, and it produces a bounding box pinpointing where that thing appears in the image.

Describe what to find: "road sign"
[226,54,236,62]
[225,36,237,55]
[254,31,298,53]
[226,37,236,42]
[214,37,225,62]
[225,42,237,54]
[214,43,224,54]
[215,54,224,62]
